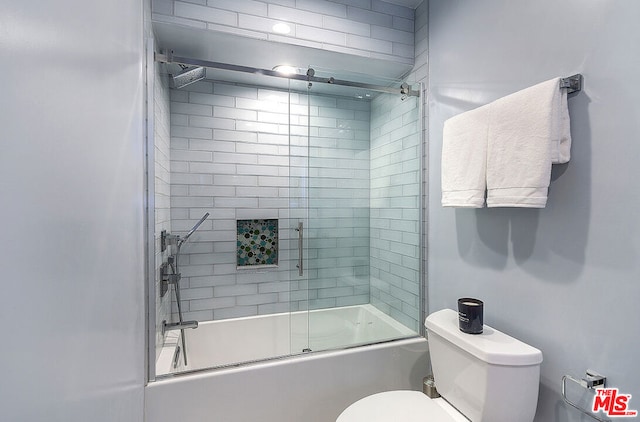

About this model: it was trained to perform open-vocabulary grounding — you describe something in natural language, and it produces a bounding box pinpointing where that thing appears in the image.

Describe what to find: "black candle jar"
[458,298,483,334]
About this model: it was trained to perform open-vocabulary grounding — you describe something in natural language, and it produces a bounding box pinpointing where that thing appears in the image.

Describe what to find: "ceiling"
[153,0,423,96]
[154,23,413,79]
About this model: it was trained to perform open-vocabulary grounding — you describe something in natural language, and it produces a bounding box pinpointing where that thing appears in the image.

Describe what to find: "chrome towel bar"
[560,74,583,94]
[562,370,609,422]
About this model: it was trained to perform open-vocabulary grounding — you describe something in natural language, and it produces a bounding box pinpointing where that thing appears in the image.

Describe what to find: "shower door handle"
[296,222,303,276]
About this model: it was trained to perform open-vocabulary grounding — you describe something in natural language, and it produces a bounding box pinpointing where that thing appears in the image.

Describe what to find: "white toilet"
[337,309,543,422]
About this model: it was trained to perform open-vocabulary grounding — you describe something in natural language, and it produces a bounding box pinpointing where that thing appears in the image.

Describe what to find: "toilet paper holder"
[561,370,609,422]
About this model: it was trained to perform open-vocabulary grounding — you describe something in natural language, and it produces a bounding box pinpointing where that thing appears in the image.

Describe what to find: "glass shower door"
[288,77,311,355]
[302,68,423,353]
[305,80,372,352]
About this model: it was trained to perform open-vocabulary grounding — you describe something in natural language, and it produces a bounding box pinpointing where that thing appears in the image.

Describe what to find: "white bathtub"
[147,305,429,422]
[156,304,418,375]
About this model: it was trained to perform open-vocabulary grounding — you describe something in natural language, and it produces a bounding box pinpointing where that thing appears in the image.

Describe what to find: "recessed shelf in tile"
[237,219,278,268]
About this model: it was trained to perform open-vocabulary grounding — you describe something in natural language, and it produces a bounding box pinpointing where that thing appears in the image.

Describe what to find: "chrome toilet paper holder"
[562,369,609,422]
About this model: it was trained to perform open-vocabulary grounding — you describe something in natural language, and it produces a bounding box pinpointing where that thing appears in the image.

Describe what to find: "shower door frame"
[146,37,158,383]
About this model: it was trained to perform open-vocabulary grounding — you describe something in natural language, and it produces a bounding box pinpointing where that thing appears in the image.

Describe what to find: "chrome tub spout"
[162,320,198,335]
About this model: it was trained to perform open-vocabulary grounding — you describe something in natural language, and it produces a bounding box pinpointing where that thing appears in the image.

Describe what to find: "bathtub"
[147,304,429,422]
[156,304,418,375]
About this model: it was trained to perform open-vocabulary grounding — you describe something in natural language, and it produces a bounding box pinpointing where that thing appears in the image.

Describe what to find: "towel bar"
[560,74,582,94]
[562,370,610,422]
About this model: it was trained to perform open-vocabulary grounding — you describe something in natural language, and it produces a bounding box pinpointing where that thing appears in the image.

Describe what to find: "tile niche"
[236,219,278,268]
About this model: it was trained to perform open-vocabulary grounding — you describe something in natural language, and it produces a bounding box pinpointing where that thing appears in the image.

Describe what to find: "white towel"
[551,84,572,164]
[441,77,572,208]
[441,104,490,207]
[486,78,570,208]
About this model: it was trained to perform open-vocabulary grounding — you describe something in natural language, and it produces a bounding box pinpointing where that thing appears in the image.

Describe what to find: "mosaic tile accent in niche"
[237,219,278,267]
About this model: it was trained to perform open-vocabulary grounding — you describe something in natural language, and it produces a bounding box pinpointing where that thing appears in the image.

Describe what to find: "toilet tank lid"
[425,309,543,366]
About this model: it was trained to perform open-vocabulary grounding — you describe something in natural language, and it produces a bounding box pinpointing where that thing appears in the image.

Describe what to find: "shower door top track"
[154,51,420,97]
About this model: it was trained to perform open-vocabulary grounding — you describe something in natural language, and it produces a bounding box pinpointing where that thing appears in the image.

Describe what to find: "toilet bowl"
[337,309,543,422]
[336,390,468,422]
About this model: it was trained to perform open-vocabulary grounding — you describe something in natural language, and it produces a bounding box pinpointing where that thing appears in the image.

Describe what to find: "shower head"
[180,212,210,246]
[171,65,206,89]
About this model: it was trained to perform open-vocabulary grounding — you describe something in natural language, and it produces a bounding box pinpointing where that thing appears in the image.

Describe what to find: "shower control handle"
[295,222,303,276]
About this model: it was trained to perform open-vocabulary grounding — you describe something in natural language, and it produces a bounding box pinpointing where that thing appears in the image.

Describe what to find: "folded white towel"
[441,104,490,207]
[486,78,569,208]
[441,77,572,208]
[551,84,572,164]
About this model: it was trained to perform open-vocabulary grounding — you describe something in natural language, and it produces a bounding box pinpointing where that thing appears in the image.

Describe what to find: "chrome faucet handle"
[163,273,181,284]
[160,263,181,297]
[160,230,181,251]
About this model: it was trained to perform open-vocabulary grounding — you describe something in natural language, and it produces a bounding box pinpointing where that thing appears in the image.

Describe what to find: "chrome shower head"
[171,65,206,89]
[179,212,210,246]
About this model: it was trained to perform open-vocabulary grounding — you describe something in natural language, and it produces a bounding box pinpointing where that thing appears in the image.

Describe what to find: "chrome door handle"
[295,222,303,276]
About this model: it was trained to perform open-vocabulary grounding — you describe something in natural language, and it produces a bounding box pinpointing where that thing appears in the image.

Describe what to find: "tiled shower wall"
[151,0,414,65]
[306,94,371,311]
[153,63,172,359]
[169,79,371,321]
[369,93,421,332]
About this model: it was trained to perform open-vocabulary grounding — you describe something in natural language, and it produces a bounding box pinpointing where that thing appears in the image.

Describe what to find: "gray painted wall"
[428,1,640,420]
[0,0,145,420]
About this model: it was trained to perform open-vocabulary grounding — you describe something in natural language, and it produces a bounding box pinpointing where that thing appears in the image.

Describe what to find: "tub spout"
[162,320,198,335]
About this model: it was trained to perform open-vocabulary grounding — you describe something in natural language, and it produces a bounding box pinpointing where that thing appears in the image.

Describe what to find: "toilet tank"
[425,309,543,422]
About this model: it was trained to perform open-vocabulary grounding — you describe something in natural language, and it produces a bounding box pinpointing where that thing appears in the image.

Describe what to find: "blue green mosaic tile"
[237,219,278,267]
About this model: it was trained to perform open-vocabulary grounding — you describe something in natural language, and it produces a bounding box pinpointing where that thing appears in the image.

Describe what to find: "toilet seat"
[336,391,467,422]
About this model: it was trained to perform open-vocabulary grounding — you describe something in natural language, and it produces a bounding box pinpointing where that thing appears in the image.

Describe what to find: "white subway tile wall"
[369,93,421,332]
[169,80,378,321]
[154,63,173,361]
[306,94,372,311]
[151,0,414,64]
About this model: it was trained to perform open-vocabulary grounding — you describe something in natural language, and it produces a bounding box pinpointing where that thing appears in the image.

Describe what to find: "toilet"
[337,309,543,422]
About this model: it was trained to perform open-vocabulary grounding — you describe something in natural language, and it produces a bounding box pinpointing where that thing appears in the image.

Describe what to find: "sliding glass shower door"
[287,77,311,355]
[290,68,422,354]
